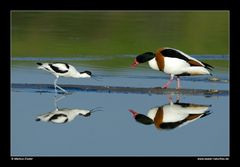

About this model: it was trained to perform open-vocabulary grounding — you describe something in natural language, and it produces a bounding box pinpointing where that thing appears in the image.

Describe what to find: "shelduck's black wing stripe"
[161,49,189,61]
[200,111,211,118]
[161,49,214,69]
[49,64,68,73]
[160,120,186,129]
[174,102,191,107]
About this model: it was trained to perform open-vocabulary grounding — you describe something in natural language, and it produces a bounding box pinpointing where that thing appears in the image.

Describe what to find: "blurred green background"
[11,11,229,57]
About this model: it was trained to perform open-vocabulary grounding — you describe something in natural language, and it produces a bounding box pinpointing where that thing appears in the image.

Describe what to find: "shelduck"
[132,47,213,89]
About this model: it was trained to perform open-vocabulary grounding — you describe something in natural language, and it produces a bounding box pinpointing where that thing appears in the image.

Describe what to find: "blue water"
[11,58,229,157]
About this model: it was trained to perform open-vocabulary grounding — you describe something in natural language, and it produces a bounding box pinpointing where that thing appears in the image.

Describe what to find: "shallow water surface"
[11,56,229,156]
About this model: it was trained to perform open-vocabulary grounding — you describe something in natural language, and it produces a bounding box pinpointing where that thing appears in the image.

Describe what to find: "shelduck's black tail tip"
[36,62,42,66]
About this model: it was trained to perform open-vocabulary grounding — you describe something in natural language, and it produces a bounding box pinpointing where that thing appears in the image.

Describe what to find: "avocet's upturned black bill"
[131,47,214,89]
[36,62,92,94]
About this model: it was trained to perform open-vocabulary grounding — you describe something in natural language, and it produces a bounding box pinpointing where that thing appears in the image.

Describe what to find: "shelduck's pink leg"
[162,74,174,89]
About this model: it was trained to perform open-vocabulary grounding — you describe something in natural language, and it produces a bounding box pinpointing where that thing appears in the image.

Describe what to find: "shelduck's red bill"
[131,59,139,68]
[128,109,138,117]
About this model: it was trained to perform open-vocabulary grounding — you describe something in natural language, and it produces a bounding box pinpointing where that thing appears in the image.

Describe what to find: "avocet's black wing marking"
[49,113,68,123]
[49,63,69,73]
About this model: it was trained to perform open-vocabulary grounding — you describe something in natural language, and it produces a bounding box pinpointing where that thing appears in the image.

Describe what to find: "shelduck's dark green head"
[131,52,155,67]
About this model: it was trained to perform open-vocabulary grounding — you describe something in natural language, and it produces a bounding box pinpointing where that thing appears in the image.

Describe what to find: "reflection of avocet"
[128,96,211,130]
[36,95,102,124]
[36,107,101,124]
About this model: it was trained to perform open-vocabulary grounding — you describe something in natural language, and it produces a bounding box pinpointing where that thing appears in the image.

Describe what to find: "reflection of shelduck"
[128,100,211,130]
[36,107,102,124]
[131,47,213,89]
[36,62,92,94]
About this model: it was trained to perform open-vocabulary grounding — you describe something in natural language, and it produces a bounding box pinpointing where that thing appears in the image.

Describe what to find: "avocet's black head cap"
[136,52,155,63]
